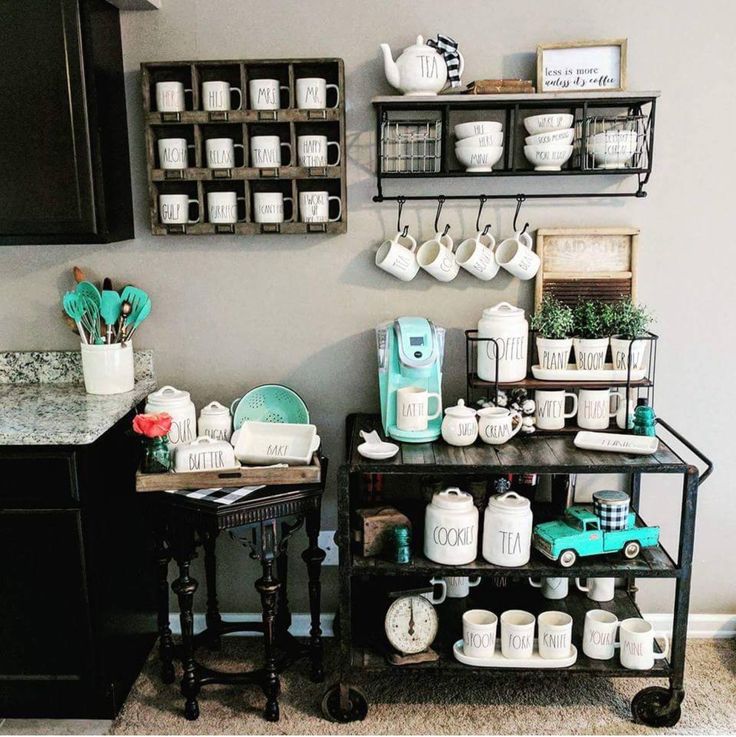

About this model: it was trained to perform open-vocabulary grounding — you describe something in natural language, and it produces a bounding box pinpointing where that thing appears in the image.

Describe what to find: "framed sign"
[537,40,627,92]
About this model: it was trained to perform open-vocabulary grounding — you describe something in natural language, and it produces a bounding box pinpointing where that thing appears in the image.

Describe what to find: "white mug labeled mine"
[534,390,578,431]
[463,609,497,658]
[205,138,245,169]
[296,77,340,109]
[477,407,522,445]
[619,618,669,670]
[250,135,292,169]
[582,609,619,660]
[299,191,342,223]
[423,488,479,566]
[528,576,569,600]
[206,191,245,225]
[202,80,242,111]
[500,609,535,659]
[396,385,441,432]
[444,575,481,598]
[155,81,190,113]
[253,192,294,224]
[158,138,194,170]
[297,135,341,167]
[482,491,533,566]
[417,232,458,282]
[455,231,499,281]
[249,78,290,110]
[576,577,615,602]
[375,232,419,281]
[495,231,540,280]
[537,611,573,659]
[578,388,620,430]
[159,194,199,225]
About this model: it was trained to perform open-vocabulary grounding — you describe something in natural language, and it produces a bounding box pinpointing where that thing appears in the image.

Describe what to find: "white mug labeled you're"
[299,191,342,223]
[155,81,190,113]
[500,609,535,659]
[455,231,499,281]
[297,135,341,167]
[159,194,199,225]
[206,191,245,225]
[578,388,620,430]
[158,138,194,170]
[205,138,244,169]
[528,576,568,600]
[583,609,619,660]
[249,78,290,110]
[619,618,669,670]
[534,390,578,431]
[495,231,540,280]
[375,232,419,281]
[417,232,458,282]
[396,385,441,432]
[250,135,292,169]
[296,77,340,109]
[202,80,242,111]
[576,577,615,602]
[537,611,573,659]
[253,192,293,224]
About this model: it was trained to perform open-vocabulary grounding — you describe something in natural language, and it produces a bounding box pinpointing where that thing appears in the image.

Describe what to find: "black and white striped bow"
[426,34,462,88]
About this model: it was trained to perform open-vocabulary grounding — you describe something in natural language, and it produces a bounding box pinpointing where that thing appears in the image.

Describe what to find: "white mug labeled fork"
[495,231,540,280]
[297,135,341,167]
[619,618,669,670]
[417,232,458,281]
[455,230,499,281]
[375,231,419,281]
[250,135,292,169]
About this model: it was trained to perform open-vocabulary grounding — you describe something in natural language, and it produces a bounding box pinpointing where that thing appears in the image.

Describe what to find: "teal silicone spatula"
[62,292,89,344]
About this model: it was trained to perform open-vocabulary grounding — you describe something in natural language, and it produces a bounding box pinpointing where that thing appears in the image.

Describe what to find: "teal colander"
[231,384,310,429]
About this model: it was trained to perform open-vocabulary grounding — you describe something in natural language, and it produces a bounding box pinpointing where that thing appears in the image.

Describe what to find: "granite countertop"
[0,351,156,446]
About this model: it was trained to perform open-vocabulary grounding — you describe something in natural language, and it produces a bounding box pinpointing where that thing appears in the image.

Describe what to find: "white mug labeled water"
[299,191,342,223]
[253,192,293,224]
[206,191,245,225]
[158,138,193,170]
[159,194,199,225]
[396,386,441,432]
[297,135,341,167]
[296,77,340,109]
[249,78,289,110]
[250,135,292,169]
[206,138,244,169]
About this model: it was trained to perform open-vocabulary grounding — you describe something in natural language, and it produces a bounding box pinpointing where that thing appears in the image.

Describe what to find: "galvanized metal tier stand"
[322,414,712,727]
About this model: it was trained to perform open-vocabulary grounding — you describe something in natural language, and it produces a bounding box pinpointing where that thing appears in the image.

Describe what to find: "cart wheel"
[632,686,682,727]
[559,549,577,568]
[623,541,641,559]
[321,684,368,723]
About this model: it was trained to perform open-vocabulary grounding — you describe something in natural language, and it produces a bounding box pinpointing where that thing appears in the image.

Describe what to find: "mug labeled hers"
[534,390,578,431]
[417,232,459,282]
[578,388,620,430]
[155,81,189,113]
[495,231,540,280]
[299,191,342,223]
[501,609,535,659]
[396,386,441,432]
[375,232,419,281]
[463,609,497,658]
[455,230,499,281]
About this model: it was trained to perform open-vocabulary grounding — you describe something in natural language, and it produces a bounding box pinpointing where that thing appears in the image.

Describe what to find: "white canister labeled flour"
[482,491,533,566]
[424,488,479,565]
[477,302,528,382]
[145,385,197,448]
[198,401,232,442]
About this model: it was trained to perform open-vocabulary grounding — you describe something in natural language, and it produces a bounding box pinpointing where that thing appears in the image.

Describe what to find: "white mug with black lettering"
[296,77,340,109]
[445,576,481,598]
[583,609,619,660]
[477,407,522,445]
[495,231,540,280]
[253,192,294,224]
[375,231,419,281]
[158,138,193,170]
[619,618,669,670]
[576,577,615,602]
[202,80,242,111]
[416,232,459,282]
[205,138,244,169]
[249,78,289,110]
[297,135,341,167]
[463,609,497,658]
[538,611,573,659]
[534,390,578,431]
[159,194,199,225]
[299,191,342,223]
[501,609,535,659]
[206,191,245,225]
[528,576,568,600]
[396,386,441,432]
[578,388,620,430]
[155,81,189,112]
[455,230,499,281]
[250,135,292,169]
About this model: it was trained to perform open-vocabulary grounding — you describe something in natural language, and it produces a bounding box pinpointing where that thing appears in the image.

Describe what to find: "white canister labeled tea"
[198,401,232,442]
[145,385,197,448]
[482,491,533,567]
[423,488,479,565]
[477,303,529,382]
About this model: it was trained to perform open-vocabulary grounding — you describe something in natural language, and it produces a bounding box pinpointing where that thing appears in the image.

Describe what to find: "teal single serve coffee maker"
[376,316,445,443]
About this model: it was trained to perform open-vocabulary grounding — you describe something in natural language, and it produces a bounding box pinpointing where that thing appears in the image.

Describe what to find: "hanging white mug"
[159,194,199,225]
[205,138,244,169]
[578,388,620,430]
[455,230,499,281]
[158,138,193,170]
[477,407,522,445]
[250,135,292,168]
[253,192,294,224]
[375,232,419,281]
[495,231,540,280]
[396,386,441,432]
[444,576,481,598]
[249,78,290,110]
[299,191,342,223]
[528,576,568,600]
[202,80,242,111]
[417,232,458,282]
[422,577,447,605]
[155,81,190,113]
[296,77,340,109]
[619,618,669,670]
[576,577,615,602]
[534,390,578,431]
[297,135,341,167]
[206,191,245,225]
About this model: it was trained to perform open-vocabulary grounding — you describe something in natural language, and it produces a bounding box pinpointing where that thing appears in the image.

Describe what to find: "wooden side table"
[153,466,327,722]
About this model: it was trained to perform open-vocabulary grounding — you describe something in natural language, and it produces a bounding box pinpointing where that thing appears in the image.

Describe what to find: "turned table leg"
[155,514,175,684]
[302,503,326,683]
[256,556,281,722]
[275,526,292,638]
[202,529,223,650]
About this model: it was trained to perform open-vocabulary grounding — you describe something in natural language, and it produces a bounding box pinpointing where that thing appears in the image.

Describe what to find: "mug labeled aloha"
[375,232,419,281]
[477,407,522,445]
[495,231,540,280]
[250,135,292,168]
[297,135,341,167]
[500,609,535,659]
[299,191,342,223]
[249,78,290,110]
[534,389,578,431]
[202,80,242,111]
[158,138,193,170]
[417,232,459,282]
[578,388,620,430]
[583,609,618,660]
[619,618,669,670]
[537,611,573,659]
[528,576,568,600]
[455,231,499,281]
[463,609,497,658]
[396,385,441,431]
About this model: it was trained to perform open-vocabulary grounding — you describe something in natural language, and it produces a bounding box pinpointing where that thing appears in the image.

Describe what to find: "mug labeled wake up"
[455,230,499,281]
[299,191,342,223]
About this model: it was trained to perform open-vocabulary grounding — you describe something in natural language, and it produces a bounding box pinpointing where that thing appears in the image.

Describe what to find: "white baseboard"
[169,612,735,639]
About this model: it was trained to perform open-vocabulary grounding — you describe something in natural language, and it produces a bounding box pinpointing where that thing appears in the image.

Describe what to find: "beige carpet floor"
[111,640,736,735]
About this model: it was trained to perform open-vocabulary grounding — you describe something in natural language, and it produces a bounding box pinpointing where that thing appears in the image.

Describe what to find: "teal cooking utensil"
[124,297,151,342]
[76,280,101,305]
[62,291,89,344]
[100,289,122,344]
[119,286,150,341]
[232,384,310,430]
[79,294,103,344]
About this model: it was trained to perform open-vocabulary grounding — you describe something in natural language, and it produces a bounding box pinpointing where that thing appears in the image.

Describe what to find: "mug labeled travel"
[500,609,535,659]
[444,576,481,599]
[578,388,620,430]
[296,77,340,109]
[583,609,619,660]
[155,81,190,113]
[158,138,193,170]
[159,194,199,225]
[299,191,342,223]
[576,577,615,602]
[297,135,341,167]
[253,192,293,224]
[422,577,448,605]
[396,386,441,432]
[206,191,245,224]
[534,390,578,431]
[477,407,522,445]
[537,611,573,659]
[250,135,292,169]
[205,138,245,169]
[619,618,669,670]
[463,609,497,658]
[455,231,499,281]
[495,231,540,280]
[375,232,419,281]
[249,78,289,110]
[417,232,459,282]
[202,80,242,111]
[529,576,568,600]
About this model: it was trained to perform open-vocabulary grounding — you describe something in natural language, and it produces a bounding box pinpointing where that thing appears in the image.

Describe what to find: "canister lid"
[146,385,191,406]
[431,487,475,511]
[482,302,525,320]
[487,491,531,513]
[444,398,477,418]
[592,490,630,506]
[200,401,230,416]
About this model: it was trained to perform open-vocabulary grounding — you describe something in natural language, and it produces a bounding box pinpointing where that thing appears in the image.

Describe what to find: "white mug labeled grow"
[495,231,540,280]
[396,386,441,432]
[534,390,578,431]
[455,231,499,281]
[299,191,342,223]
[417,232,458,282]
[375,231,419,281]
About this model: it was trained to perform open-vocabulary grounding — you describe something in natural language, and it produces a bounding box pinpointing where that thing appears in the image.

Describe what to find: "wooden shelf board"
[151,221,346,236]
[146,109,342,124]
[372,91,661,105]
[468,373,654,390]
[152,166,342,181]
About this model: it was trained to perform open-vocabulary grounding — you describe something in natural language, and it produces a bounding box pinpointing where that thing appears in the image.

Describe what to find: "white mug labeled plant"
[609,299,655,371]
[573,300,614,371]
[531,295,575,370]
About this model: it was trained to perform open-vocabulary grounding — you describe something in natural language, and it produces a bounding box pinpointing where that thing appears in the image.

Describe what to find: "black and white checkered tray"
[164,485,265,506]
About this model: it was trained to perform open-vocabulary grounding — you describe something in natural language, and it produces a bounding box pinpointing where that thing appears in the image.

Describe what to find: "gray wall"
[0,0,732,615]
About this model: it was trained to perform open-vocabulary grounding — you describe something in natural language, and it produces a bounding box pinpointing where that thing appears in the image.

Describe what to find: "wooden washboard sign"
[534,228,639,309]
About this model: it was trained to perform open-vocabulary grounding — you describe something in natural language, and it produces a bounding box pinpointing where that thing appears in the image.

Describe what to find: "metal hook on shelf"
[396,196,409,237]
[434,195,450,237]
[513,194,529,235]
[475,195,491,236]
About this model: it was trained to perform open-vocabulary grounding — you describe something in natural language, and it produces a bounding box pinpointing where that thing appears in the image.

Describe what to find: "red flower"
[133,412,172,438]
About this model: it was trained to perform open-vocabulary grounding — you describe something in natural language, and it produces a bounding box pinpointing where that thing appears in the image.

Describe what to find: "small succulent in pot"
[609,299,655,371]
[531,295,575,371]
[572,299,611,371]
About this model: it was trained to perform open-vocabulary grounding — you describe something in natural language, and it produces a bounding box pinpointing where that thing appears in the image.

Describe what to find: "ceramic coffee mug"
[537,611,573,659]
[535,390,578,431]
[159,194,199,225]
[249,78,289,110]
[495,231,540,280]
[583,609,618,660]
[297,135,341,167]
[619,618,669,670]
[206,191,245,225]
[576,577,615,602]
[463,609,497,658]
[416,232,459,282]
[155,81,189,113]
[500,609,535,659]
[396,386,441,432]
[375,232,419,281]
[250,135,292,169]
[299,191,342,223]
[578,388,620,430]
[528,576,568,600]
[205,138,244,169]
[158,138,193,170]
[296,77,340,109]
[445,576,481,598]
[253,192,293,224]
[202,80,242,111]
[455,231,499,281]
[422,577,447,605]
[477,407,522,445]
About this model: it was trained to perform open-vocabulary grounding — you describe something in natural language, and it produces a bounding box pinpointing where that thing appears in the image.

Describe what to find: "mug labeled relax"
[296,77,340,109]
[205,138,244,169]
[155,81,189,112]
[396,385,441,431]
[417,232,459,282]
[250,135,292,168]
[537,610,573,659]
[619,618,669,670]
[578,388,620,430]
[375,232,419,281]
[159,194,199,225]
[536,336,573,371]
[202,80,242,111]
[495,231,540,280]
[500,609,535,659]
[249,78,289,110]
[576,577,615,602]
[477,407,522,445]
[158,138,193,170]
[207,191,245,224]
[463,609,497,658]
[583,609,618,660]
[445,575,481,598]
[297,135,341,167]
[253,192,294,224]
[529,576,568,600]
[455,231,499,281]
[534,390,578,431]
[299,191,342,223]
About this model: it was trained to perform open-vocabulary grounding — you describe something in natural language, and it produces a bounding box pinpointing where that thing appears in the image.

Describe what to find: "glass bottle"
[142,435,172,473]
[633,399,657,437]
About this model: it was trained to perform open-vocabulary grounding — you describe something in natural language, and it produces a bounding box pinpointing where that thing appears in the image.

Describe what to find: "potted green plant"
[531,295,575,370]
[609,299,655,371]
[572,300,611,371]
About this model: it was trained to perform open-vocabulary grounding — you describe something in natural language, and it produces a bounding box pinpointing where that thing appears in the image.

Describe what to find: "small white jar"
[424,488,479,565]
[198,401,232,442]
[441,399,478,447]
[145,385,196,448]
[477,302,529,382]
[482,491,533,566]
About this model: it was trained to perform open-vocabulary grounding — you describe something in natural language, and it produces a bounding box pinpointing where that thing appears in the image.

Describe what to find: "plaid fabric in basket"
[165,485,265,506]
[593,490,630,530]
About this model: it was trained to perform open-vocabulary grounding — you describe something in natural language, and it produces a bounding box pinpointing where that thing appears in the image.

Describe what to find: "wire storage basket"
[380,117,442,174]
[574,114,649,171]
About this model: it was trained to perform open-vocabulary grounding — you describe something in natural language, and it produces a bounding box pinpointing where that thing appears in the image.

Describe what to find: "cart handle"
[656,417,714,485]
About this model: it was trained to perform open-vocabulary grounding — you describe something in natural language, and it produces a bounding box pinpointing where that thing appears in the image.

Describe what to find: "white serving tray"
[531,363,646,382]
[232,421,320,466]
[574,431,659,455]
[453,639,577,669]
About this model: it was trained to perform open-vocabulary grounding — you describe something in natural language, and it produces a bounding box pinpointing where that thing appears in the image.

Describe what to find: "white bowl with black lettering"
[525,129,574,146]
[455,144,504,172]
[454,120,503,140]
[587,130,638,169]
[456,131,504,148]
[523,144,573,171]
[523,113,574,135]
[233,420,320,466]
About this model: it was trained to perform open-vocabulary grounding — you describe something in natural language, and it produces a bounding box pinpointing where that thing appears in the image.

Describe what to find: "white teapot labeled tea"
[477,407,522,445]
[441,399,478,446]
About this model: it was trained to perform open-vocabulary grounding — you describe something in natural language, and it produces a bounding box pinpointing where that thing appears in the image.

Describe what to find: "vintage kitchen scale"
[384,585,444,665]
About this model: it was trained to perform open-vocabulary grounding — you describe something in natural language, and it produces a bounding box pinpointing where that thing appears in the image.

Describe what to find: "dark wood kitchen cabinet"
[0,0,134,244]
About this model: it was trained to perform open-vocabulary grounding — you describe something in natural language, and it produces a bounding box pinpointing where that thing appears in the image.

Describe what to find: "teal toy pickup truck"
[533,506,660,567]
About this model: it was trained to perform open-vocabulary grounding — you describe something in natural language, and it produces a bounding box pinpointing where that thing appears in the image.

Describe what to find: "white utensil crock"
[81,342,134,395]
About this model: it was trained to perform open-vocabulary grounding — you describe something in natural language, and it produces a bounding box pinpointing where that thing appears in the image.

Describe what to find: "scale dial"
[384,594,439,655]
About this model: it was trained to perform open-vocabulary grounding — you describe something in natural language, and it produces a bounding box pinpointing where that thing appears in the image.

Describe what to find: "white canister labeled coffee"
[145,385,197,448]
[482,491,533,567]
[198,401,232,442]
[477,303,529,382]
[423,488,479,565]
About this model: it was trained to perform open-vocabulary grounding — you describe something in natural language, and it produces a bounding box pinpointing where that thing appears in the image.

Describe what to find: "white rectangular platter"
[574,431,659,455]
[453,639,577,669]
[531,364,646,382]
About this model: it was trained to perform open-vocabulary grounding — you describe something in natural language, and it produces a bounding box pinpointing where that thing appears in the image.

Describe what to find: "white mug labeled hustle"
[249,78,289,110]
[619,618,669,670]
[583,609,619,660]
[529,576,568,600]
[455,231,499,281]
[159,194,199,225]
[501,609,535,659]
[155,81,190,113]
[495,231,540,280]
[253,192,294,224]
[202,80,242,111]
[158,138,193,170]
[534,390,578,431]
[463,609,497,658]
[206,191,245,225]
[375,232,419,281]
[477,407,522,445]
[576,577,615,602]
[396,385,441,432]
[578,388,620,430]
[296,77,340,109]
[205,138,244,169]
[297,135,341,167]
[537,611,573,659]
[299,191,342,223]
[417,232,459,282]
[250,135,293,169]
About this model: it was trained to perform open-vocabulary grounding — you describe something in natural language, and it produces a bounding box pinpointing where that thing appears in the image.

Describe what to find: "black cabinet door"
[0,0,96,237]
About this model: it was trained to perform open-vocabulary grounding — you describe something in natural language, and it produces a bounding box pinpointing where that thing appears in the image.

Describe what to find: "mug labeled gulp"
[417,232,458,282]
[375,232,419,281]
[534,389,578,431]
[159,194,199,225]
[455,231,499,281]
[396,386,441,432]
[495,231,540,280]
